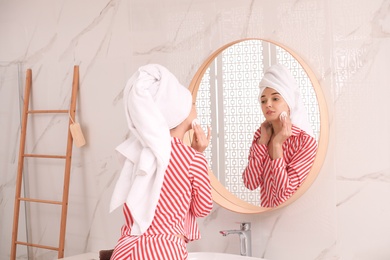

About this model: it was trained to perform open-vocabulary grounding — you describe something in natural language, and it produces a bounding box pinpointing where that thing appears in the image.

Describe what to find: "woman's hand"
[191,123,211,152]
[273,114,292,145]
[258,121,273,145]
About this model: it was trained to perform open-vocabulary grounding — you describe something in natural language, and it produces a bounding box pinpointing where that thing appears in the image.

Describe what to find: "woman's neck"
[170,125,189,140]
[270,121,283,134]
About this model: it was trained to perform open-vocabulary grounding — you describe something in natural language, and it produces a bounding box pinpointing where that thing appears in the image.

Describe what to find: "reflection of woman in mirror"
[109,64,212,259]
[242,64,318,207]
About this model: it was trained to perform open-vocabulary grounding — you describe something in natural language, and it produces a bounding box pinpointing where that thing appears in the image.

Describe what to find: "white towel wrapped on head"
[258,64,314,137]
[110,64,192,235]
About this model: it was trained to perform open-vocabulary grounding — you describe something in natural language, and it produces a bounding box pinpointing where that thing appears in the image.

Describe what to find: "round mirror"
[187,38,329,213]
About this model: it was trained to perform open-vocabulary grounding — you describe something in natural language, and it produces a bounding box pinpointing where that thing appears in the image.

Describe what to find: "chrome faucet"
[220,222,252,257]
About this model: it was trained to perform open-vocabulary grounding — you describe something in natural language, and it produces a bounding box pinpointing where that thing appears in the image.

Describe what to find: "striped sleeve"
[242,128,269,190]
[189,152,213,217]
[268,131,317,207]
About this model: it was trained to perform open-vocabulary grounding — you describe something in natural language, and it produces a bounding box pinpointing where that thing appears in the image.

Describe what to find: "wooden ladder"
[10,66,80,259]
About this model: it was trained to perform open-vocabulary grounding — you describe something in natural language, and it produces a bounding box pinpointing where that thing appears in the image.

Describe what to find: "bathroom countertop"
[58,252,99,260]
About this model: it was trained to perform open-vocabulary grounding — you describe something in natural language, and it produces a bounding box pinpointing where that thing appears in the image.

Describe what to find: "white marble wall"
[1,0,389,259]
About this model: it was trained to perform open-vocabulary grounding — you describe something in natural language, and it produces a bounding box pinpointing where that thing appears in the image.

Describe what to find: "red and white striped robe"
[111,137,213,260]
[242,125,317,207]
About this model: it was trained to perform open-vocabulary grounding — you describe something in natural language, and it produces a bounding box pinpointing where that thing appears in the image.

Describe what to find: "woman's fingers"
[206,126,211,141]
[191,124,210,152]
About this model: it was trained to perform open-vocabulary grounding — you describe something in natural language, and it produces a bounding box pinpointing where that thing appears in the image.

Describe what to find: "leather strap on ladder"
[10,66,80,259]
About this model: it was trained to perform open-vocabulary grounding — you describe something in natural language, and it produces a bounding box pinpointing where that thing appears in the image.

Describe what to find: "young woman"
[110,64,212,259]
[242,64,317,208]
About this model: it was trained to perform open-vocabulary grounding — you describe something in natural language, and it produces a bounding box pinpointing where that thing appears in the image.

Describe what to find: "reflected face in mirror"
[189,38,328,213]
[260,88,290,122]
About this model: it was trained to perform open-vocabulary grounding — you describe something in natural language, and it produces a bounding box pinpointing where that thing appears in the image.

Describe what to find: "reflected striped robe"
[242,125,317,207]
[111,137,213,260]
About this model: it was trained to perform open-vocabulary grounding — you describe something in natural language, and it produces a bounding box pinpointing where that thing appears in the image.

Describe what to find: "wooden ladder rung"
[19,197,62,205]
[23,154,67,159]
[28,110,69,114]
[15,241,59,251]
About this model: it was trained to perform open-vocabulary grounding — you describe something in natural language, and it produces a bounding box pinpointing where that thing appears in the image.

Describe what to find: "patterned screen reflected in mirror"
[196,40,320,206]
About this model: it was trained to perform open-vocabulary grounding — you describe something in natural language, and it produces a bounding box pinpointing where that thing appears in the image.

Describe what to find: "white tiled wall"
[1,0,389,259]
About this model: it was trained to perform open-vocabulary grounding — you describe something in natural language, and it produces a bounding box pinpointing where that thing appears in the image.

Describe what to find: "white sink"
[59,251,266,260]
[188,252,266,260]
[58,252,98,259]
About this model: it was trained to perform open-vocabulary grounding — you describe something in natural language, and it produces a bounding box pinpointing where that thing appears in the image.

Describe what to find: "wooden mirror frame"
[187,38,329,213]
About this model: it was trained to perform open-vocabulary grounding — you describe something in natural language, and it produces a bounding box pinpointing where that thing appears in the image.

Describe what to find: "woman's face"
[260,87,290,122]
[184,102,198,130]
[189,103,197,121]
